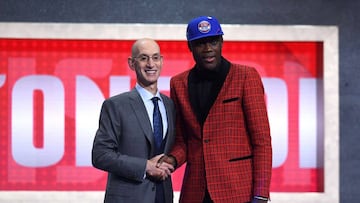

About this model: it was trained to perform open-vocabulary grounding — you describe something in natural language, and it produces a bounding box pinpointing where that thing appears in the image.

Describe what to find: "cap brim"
[188,33,223,42]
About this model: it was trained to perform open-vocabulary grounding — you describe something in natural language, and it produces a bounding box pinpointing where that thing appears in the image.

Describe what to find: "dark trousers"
[155,182,165,203]
[202,188,213,203]
[203,189,251,203]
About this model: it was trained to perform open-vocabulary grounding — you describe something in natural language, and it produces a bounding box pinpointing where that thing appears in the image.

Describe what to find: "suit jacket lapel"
[129,89,155,150]
[161,94,174,153]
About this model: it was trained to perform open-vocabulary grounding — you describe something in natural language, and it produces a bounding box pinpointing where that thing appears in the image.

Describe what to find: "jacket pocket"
[229,155,253,162]
[223,97,240,103]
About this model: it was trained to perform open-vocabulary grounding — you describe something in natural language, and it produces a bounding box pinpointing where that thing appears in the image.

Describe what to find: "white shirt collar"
[135,83,162,102]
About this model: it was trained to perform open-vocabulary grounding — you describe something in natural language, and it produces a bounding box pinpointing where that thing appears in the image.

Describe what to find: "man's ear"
[127,57,135,70]
[219,36,224,47]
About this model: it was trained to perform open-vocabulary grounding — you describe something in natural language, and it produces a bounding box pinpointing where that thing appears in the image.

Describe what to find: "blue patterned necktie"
[151,97,163,149]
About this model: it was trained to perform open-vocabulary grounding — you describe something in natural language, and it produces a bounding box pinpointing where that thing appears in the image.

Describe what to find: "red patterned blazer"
[169,63,272,203]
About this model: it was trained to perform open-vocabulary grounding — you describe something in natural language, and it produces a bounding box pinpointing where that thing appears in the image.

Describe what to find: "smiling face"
[188,36,223,71]
[128,39,163,92]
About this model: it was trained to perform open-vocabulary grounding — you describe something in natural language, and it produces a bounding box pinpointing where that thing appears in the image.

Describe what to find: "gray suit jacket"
[92,88,175,203]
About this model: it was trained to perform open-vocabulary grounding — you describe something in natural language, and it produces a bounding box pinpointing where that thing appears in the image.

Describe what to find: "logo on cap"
[198,20,211,33]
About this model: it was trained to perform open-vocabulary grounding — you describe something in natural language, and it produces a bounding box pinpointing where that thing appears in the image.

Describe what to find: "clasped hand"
[146,154,174,181]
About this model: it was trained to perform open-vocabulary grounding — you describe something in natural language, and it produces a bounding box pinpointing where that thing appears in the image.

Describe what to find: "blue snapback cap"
[186,16,224,41]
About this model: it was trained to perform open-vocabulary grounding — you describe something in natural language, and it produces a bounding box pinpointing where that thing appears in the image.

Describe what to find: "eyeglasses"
[133,54,162,63]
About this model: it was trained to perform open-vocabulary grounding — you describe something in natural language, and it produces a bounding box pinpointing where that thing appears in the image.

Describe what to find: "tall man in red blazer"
[160,16,272,203]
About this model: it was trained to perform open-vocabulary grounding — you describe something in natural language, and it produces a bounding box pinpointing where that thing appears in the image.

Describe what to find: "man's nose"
[146,58,155,66]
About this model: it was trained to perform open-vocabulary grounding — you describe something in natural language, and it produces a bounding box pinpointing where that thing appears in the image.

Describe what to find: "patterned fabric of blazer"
[92,89,176,203]
[169,63,272,203]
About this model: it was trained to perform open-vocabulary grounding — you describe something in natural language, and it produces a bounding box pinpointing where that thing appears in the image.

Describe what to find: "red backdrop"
[0,39,324,192]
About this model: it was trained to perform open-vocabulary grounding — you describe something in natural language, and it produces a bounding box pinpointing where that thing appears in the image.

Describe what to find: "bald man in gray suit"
[92,38,175,203]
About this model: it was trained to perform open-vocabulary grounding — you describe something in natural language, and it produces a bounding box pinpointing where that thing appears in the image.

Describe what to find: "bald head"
[131,38,161,57]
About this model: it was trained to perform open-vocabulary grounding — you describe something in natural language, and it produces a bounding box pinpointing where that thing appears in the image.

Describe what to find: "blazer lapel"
[129,89,155,149]
[161,94,174,153]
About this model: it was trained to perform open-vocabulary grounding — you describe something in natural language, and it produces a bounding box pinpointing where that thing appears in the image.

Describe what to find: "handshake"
[146,154,176,181]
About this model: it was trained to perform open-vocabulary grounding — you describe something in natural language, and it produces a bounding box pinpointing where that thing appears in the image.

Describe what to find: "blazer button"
[204,139,210,143]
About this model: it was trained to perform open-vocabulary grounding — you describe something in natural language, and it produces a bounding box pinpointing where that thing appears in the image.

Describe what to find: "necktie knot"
[151,97,160,105]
